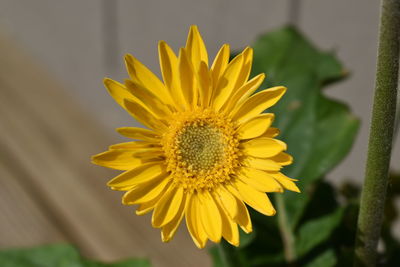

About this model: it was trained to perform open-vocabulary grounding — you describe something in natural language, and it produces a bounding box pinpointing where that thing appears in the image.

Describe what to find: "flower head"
[92,25,299,248]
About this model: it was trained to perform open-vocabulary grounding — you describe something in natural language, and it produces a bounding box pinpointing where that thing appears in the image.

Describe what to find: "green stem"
[218,244,230,267]
[354,0,400,266]
[218,242,238,267]
[276,194,296,263]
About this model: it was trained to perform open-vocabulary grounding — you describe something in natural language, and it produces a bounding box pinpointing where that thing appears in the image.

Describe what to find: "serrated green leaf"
[295,208,344,257]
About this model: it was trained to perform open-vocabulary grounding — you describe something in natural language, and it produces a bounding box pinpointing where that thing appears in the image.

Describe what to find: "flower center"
[177,124,225,172]
[162,109,240,192]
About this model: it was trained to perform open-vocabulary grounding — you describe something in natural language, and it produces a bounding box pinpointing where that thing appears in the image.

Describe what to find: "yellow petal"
[107,148,163,160]
[269,172,300,193]
[136,195,163,216]
[241,137,287,158]
[262,127,280,138]
[234,47,253,92]
[158,41,186,110]
[269,152,293,166]
[235,199,252,233]
[104,78,141,110]
[186,25,208,70]
[213,186,238,220]
[158,41,178,89]
[161,196,188,242]
[92,150,143,170]
[198,190,222,242]
[107,162,165,189]
[213,47,253,111]
[186,193,208,248]
[197,61,212,107]
[222,73,265,113]
[225,184,252,233]
[116,127,160,142]
[234,179,276,216]
[125,54,174,107]
[179,48,197,108]
[244,157,282,171]
[237,167,283,193]
[124,99,167,132]
[211,44,230,90]
[135,182,172,215]
[125,80,173,117]
[237,113,275,140]
[152,185,184,227]
[213,194,239,247]
[122,174,171,205]
[212,53,244,111]
[232,86,287,124]
[108,141,160,150]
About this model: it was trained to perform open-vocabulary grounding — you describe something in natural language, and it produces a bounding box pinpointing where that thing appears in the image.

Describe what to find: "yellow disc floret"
[162,108,240,192]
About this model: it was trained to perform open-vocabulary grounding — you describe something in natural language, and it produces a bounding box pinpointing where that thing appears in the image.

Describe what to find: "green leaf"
[0,244,83,267]
[300,181,339,222]
[295,208,344,257]
[251,26,360,227]
[304,249,337,267]
[0,244,151,267]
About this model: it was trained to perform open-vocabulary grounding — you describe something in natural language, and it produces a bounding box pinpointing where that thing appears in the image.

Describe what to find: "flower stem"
[218,242,238,267]
[218,243,231,267]
[354,0,400,266]
[276,194,296,263]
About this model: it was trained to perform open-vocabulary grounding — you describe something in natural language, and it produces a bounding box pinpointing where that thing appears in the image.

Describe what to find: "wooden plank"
[0,35,210,266]
[0,156,65,248]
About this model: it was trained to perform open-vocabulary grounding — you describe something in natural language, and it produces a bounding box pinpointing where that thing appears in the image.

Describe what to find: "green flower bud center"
[177,124,226,172]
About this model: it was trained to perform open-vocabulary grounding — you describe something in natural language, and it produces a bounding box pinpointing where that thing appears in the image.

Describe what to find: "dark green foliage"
[304,249,337,267]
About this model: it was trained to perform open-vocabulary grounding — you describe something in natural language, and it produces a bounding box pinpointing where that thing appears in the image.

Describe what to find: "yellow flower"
[92,25,299,248]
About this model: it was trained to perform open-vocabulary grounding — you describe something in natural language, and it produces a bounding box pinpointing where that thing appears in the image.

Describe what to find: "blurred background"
[0,0,399,266]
